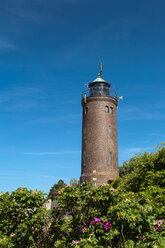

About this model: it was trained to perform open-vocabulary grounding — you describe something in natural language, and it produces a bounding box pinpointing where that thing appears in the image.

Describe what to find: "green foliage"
[50,183,165,247]
[0,144,165,247]
[48,179,67,200]
[0,188,51,248]
[119,157,137,177]
[115,144,165,205]
[50,144,165,247]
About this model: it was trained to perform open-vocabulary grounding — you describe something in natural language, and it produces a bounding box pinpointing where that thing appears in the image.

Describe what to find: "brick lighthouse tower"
[80,63,121,185]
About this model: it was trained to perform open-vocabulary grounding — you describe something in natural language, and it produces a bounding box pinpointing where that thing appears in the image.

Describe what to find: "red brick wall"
[80,96,119,185]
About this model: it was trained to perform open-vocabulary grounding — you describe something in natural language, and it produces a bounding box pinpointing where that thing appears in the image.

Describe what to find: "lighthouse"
[80,63,121,185]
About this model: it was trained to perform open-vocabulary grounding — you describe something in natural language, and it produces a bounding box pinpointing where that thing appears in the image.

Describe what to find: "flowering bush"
[0,188,51,247]
[0,185,164,247]
[49,145,165,247]
[50,182,165,247]
[0,144,165,247]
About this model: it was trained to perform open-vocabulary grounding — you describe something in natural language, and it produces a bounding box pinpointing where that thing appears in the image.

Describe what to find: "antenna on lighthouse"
[100,62,103,75]
[98,62,103,78]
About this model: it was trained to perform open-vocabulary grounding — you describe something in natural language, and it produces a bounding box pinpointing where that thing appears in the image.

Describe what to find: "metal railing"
[81,87,119,101]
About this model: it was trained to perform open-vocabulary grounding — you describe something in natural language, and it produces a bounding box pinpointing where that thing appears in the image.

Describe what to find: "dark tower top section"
[89,74,110,97]
[88,63,110,97]
[81,62,120,103]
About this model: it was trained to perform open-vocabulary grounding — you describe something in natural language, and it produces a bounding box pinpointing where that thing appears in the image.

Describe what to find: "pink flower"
[110,188,116,192]
[105,225,111,230]
[81,226,87,232]
[90,218,102,225]
[90,220,95,225]
[94,218,102,223]
[11,233,16,237]
[72,240,80,244]
[135,196,138,199]
[136,235,139,239]
[143,235,145,239]
[158,220,163,226]
[103,221,111,230]
[125,198,130,202]
[55,191,59,194]
[154,226,159,230]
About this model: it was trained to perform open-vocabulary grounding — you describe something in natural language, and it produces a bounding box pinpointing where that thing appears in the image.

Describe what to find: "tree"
[115,143,165,196]
[69,178,80,187]
[119,157,137,177]
[48,179,66,200]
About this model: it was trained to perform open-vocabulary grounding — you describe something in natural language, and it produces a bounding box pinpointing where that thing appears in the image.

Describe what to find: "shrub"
[0,188,51,248]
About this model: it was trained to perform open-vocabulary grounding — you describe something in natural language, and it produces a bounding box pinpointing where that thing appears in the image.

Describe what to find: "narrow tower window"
[109,151,112,165]
[109,107,113,114]
[105,106,109,112]
[82,151,86,167]
[83,126,86,139]
[108,125,112,138]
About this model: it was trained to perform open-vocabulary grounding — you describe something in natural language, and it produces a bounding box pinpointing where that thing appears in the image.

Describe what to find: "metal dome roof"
[92,74,108,83]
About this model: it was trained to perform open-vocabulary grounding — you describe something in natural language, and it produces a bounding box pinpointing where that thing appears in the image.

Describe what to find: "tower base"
[80,170,119,186]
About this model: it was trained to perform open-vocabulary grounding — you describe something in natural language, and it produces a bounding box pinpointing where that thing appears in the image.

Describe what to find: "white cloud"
[118,146,154,165]
[118,104,165,121]
[0,86,46,111]
[22,114,81,125]
[22,150,80,155]
[0,172,70,182]
[0,38,15,50]
[119,147,151,154]
[150,133,165,137]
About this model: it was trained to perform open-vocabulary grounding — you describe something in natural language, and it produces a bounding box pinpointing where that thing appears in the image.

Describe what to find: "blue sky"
[0,0,165,193]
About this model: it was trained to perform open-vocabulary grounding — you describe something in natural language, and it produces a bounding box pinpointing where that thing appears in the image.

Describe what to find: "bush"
[0,188,51,248]
[50,182,165,247]
[0,144,165,247]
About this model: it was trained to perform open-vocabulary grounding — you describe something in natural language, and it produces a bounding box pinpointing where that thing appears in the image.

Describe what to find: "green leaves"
[0,188,50,247]
[50,182,164,247]
[0,143,165,247]
[115,144,165,195]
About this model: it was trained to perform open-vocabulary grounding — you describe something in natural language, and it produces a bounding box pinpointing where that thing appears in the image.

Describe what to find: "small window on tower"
[108,125,112,138]
[109,151,112,165]
[83,127,86,138]
[109,107,113,114]
[105,106,109,113]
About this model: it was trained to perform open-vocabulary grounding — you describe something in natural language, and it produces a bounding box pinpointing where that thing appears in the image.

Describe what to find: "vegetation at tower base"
[0,144,164,247]
[69,178,80,187]
[115,142,165,204]
[49,144,165,247]
[48,179,67,200]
